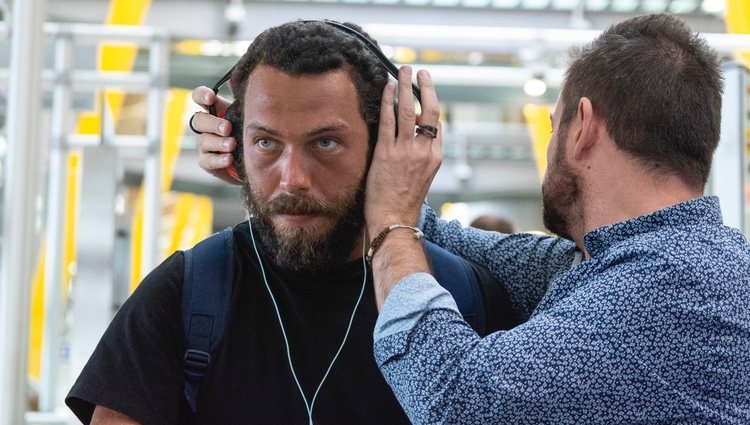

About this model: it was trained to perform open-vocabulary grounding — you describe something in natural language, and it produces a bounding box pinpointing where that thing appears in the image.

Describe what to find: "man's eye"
[317,138,339,149]
[256,138,274,149]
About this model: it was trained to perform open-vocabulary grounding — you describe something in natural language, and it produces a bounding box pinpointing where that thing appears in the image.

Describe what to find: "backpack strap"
[424,240,486,336]
[181,227,235,413]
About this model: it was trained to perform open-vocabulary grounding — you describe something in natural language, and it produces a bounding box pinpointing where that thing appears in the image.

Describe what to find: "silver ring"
[415,124,438,139]
[189,113,203,135]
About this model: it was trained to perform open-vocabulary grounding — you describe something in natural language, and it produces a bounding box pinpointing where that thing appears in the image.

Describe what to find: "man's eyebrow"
[245,121,350,138]
[245,121,281,137]
[305,123,349,137]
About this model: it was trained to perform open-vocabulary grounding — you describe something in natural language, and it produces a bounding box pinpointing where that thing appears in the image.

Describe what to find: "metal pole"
[0,0,46,422]
[711,63,747,233]
[39,33,72,413]
[140,35,167,277]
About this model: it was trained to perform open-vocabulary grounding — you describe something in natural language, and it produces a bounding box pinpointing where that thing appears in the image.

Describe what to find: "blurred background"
[0,0,748,423]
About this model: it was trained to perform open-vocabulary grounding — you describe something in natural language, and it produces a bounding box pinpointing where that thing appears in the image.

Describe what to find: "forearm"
[420,205,579,320]
[91,406,141,425]
[370,229,431,310]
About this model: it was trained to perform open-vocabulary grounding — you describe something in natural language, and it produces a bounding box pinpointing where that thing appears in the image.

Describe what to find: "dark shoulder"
[130,250,185,303]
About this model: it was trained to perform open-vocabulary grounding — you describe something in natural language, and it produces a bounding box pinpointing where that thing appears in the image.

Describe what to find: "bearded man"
[65,20,516,425]
[363,13,750,424]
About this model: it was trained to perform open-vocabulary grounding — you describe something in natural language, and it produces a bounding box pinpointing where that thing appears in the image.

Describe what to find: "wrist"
[367,215,418,238]
[370,228,430,310]
[366,224,424,265]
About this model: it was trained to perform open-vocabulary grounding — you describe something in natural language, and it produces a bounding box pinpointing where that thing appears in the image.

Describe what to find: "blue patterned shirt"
[373,196,750,424]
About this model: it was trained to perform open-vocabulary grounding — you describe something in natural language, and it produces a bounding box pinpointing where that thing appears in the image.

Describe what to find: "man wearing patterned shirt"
[364,13,750,424]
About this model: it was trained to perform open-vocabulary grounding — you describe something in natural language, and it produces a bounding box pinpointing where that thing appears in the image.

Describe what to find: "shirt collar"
[582,195,723,258]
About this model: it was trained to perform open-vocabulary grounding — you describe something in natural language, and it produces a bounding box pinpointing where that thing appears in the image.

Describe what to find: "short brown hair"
[559,14,723,189]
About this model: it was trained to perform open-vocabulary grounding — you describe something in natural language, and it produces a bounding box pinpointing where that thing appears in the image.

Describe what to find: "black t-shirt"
[66,221,517,424]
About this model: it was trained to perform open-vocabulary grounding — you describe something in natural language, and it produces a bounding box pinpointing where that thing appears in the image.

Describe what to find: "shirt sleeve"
[65,252,188,425]
[372,262,726,424]
[374,272,603,425]
[420,204,579,320]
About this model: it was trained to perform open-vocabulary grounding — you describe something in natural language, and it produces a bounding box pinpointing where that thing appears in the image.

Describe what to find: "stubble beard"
[241,175,367,272]
[541,130,580,241]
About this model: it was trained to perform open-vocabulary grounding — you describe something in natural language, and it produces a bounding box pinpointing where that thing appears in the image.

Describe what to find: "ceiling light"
[524,77,547,97]
[700,0,724,13]
[467,51,484,65]
[224,1,246,23]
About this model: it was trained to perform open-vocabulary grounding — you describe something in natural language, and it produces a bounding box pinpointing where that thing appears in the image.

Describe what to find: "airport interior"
[0,0,748,423]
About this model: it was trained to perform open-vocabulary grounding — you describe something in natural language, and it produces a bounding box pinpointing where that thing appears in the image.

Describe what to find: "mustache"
[262,194,336,216]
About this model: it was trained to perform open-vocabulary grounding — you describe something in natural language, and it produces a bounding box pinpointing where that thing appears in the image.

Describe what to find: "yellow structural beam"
[28,151,82,381]
[129,89,192,292]
[166,193,214,255]
[523,104,553,183]
[101,0,152,125]
[28,243,46,381]
[62,152,81,292]
[726,0,750,68]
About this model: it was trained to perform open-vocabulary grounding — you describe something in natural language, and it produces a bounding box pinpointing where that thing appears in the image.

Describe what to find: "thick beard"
[241,175,366,273]
[541,133,579,241]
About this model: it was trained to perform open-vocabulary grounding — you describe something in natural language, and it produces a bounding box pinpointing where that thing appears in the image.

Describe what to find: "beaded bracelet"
[365,224,424,265]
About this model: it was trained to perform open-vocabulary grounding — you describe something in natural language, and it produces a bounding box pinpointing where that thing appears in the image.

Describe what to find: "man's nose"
[279,149,311,194]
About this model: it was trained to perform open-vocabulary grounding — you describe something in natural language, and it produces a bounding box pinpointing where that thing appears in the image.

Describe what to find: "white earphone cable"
[249,220,368,425]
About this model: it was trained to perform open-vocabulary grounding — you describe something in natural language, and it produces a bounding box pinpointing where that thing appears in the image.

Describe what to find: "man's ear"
[573,97,599,161]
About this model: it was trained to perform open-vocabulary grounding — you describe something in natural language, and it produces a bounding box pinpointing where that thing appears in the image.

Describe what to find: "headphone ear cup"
[224,100,244,169]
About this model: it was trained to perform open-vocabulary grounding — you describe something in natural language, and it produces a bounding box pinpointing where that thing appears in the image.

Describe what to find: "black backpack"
[180,227,487,413]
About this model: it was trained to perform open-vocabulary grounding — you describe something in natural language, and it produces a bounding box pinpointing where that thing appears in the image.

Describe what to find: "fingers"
[377,82,397,148]
[195,130,235,154]
[198,151,235,174]
[416,70,440,128]
[191,86,215,108]
[196,133,239,185]
[191,86,232,117]
[191,111,232,138]
[397,66,416,143]
[365,66,442,233]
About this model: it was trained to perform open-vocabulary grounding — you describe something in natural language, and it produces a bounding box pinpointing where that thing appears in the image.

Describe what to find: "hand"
[191,86,241,185]
[365,66,442,237]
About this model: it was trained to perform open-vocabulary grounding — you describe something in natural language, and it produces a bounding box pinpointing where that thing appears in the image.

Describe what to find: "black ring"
[415,124,438,139]
[189,113,203,135]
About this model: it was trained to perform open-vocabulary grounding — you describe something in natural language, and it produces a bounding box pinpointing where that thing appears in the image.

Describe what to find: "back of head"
[470,215,517,233]
[229,20,389,148]
[560,13,723,189]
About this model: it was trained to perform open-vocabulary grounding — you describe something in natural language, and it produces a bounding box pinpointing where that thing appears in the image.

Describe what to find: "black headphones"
[209,20,421,177]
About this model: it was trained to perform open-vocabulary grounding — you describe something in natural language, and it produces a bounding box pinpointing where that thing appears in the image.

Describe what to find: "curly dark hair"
[225,20,389,171]
[559,13,723,189]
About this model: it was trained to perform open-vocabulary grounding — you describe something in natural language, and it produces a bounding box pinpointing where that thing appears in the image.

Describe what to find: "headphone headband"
[208,19,421,116]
